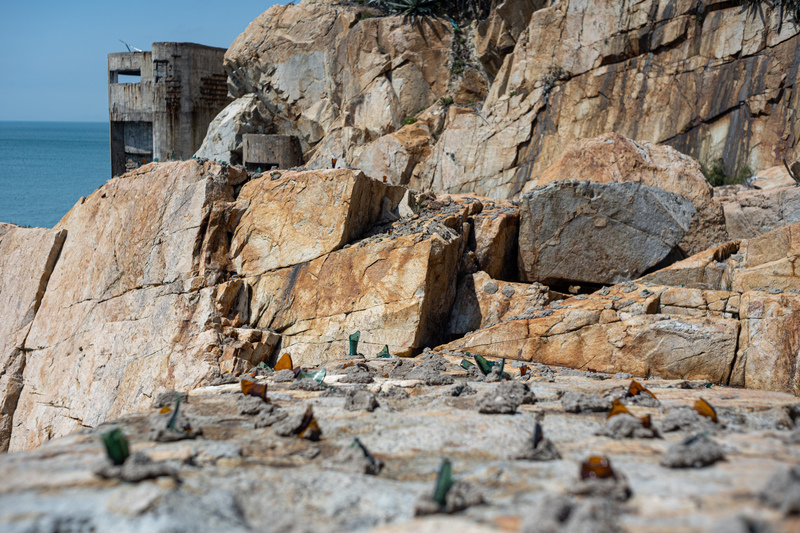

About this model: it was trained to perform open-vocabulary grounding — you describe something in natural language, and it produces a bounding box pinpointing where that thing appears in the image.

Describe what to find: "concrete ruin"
[243,134,303,171]
[108,43,231,176]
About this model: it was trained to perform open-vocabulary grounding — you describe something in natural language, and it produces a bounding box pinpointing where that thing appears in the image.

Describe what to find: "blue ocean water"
[0,121,110,228]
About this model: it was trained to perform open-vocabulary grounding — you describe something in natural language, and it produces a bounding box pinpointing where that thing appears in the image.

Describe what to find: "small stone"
[595,414,658,439]
[483,281,499,294]
[380,385,410,399]
[153,390,188,408]
[760,464,800,515]
[599,287,611,296]
[449,384,477,397]
[660,434,725,468]
[561,392,611,413]
[613,373,633,380]
[344,389,380,412]
[237,395,272,416]
[520,495,621,533]
[290,378,327,391]
[501,285,515,297]
[769,288,784,294]
[478,382,536,414]
[272,369,295,383]
[95,452,177,482]
[323,443,384,476]
[339,372,374,384]
[414,481,483,515]
[659,408,718,433]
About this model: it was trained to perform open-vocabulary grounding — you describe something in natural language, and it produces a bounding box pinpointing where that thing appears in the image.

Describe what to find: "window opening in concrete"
[117,72,141,84]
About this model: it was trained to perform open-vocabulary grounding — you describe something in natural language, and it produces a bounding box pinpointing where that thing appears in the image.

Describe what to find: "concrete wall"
[108,43,231,176]
[151,43,231,162]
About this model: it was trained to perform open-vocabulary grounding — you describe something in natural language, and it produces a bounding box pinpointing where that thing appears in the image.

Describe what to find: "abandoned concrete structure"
[243,134,303,171]
[108,42,231,177]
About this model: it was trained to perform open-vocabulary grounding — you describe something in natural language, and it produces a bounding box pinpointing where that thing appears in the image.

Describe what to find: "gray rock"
[414,480,484,515]
[153,390,188,408]
[272,369,296,383]
[478,382,536,414]
[595,414,658,439]
[659,434,725,468]
[659,408,718,433]
[323,442,384,475]
[519,181,696,285]
[344,389,379,412]
[561,392,611,413]
[290,378,327,391]
[237,395,271,416]
[95,452,177,482]
[760,464,800,515]
[521,495,622,533]
[380,385,410,399]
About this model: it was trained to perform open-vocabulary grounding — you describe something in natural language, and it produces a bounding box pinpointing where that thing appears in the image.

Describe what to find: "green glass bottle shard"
[298,368,327,384]
[460,359,474,370]
[352,438,378,469]
[433,458,453,506]
[102,428,129,466]
[473,353,493,375]
[376,345,391,358]
[349,331,361,356]
[167,395,181,430]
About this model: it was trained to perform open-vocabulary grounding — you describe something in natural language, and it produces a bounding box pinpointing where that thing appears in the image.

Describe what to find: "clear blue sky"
[0,1,281,122]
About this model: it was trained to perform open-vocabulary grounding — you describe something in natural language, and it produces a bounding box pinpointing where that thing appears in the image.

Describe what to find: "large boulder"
[518,180,696,285]
[719,185,800,240]
[531,133,728,255]
[247,198,471,364]
[0,227,66,451]
[439,282,740,383]
[446,271,553,339]
[231,169,408,276]
[194,94,273,165]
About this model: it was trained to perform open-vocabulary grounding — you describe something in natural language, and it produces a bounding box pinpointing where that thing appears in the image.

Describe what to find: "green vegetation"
[359,11,373,20]
[366,0,493,24]
[743,1,800,31]
[700,158,752,187]
[403,116,418,125]
[440,95,454,105]
[451,59,466,74]
[378,0,438,17]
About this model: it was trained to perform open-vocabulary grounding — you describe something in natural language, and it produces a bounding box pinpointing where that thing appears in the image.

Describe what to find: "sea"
[0,121,111,228]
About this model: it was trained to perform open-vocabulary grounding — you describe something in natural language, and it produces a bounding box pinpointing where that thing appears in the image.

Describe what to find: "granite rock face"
[0,160,490,450]
[7,161,267,452]
[443,219,800,395]
[231,169,407,276]
[224,1,457,153]
[720,185,800,240]
[0,227,66,451]
[518,180,696,285]
[211,0,800,200]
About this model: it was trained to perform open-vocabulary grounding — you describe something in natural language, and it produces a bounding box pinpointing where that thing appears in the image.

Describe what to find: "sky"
[0,1,282,122]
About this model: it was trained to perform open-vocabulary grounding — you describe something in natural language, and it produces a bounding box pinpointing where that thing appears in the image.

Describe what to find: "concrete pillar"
[243,134,303,171]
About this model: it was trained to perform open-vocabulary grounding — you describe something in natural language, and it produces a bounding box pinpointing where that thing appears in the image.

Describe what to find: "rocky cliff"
[210,0,799,200]
[3,2,800,530]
